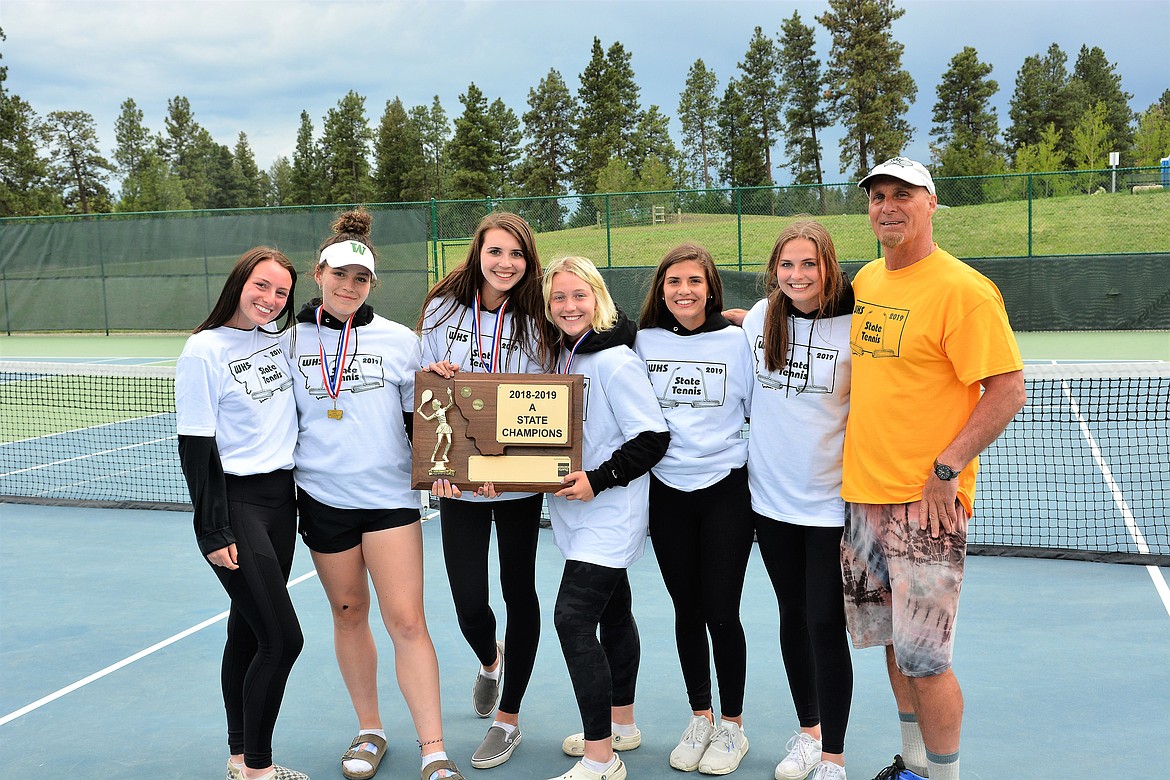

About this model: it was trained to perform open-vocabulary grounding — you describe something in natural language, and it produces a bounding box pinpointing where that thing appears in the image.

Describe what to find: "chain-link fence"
[429,165,1170,281]
[2,166,1167,333]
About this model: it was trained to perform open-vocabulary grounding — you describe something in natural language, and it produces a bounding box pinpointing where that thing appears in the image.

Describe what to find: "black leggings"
[554,561,640,741]
[648,468,753,717]
[439,494,542,715]
[215,471,303,770]
[754,514,853,755]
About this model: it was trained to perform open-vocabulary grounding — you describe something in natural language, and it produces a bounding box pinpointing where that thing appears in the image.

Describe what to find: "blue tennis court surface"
[1,505,1168,779]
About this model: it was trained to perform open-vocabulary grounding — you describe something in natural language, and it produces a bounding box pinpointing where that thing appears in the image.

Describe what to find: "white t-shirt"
[742,300,852,527]
[175,326,296,476]
[419,295,542,502]
[546,345,668,568]
[634,325,753,491]
[285,314,420,510]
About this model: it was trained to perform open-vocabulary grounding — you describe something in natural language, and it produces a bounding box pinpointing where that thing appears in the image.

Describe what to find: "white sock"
[492,720,517,735]
[581,755,618,773]
[479,664,500,681]
[898,713,929,775]
[612,720,638,737]
[421,750,452,778]
[927,750,959,780]
[343,729,386,775]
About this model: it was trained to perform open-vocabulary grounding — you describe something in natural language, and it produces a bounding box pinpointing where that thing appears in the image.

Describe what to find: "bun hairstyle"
[315,209,379,287]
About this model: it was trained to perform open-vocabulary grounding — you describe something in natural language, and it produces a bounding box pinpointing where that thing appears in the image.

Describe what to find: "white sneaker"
[561,728,641,757]
[546,757,627,780]
[698,721,748,775]
[806,761,846,780]
[670,715,715,772]
[775,732,822,780]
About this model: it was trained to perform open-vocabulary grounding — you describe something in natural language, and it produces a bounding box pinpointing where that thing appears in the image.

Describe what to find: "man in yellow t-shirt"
[841,157,1025,780]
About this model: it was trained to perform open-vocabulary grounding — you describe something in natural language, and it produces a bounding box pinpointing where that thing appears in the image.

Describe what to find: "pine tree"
[818,0,917,177]
[448,82,495,199]
[677,59,720,189]
[930,47,1004,176]
[411,96,450,200]
[778,11,829,187]
[518,68,575,197]
[1068,45,1134,163]
[373,97,427,202]
[43,110,114,213]
[1,28,57,215]
[717,78,769,187]
[162,96,213,208]
[290,110,323,206]
[1007,43,1075,159]
[571,38,644,194]
[232,132,263,207]
[206,143,247,209]
[265,155,293,206]
[487,98,522,197]
[321,90,374,205]
[737,26,783,184]
[634,105,679,183]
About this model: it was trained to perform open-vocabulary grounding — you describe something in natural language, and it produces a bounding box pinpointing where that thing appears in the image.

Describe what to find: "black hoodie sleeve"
[584,429,670,494]
[177,434,235,556]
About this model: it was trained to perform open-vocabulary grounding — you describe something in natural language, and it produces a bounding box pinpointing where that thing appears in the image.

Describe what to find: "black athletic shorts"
[297,488,419,554]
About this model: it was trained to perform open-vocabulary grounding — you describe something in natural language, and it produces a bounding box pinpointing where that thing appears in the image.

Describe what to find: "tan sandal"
[421,758,465,780]
[342,733,388,780]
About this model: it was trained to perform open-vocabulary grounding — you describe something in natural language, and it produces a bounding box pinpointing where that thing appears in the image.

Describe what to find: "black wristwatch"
[933,459,960,481]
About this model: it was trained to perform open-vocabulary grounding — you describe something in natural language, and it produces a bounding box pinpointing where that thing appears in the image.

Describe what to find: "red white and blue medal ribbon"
[559,329,593,374]
[472,291,508,373]
[315,305,354,417]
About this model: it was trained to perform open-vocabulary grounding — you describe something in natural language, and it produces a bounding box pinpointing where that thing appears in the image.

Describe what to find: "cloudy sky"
[3,0,1167,188]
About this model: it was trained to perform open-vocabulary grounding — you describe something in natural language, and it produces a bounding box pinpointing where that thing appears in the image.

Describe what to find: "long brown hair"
[761,219,845,372]
[418,211,556,370]
[194,247,297,334]
[638,243,724,328]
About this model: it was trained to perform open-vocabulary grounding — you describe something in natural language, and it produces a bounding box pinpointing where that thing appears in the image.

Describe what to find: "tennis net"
[1,360,1167,564]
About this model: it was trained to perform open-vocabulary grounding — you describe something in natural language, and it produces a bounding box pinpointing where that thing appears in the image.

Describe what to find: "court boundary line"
[1061,380,1170,618]
[0,570,319,727]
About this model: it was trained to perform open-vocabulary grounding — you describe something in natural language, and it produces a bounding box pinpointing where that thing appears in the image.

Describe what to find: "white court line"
[0,570,319,727]
[1061,380,1170,619]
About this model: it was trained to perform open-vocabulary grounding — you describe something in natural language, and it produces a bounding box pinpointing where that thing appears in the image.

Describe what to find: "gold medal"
[328,408,344,420]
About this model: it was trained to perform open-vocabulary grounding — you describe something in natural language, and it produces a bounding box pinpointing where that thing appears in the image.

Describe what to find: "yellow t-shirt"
[842,247,1023,514]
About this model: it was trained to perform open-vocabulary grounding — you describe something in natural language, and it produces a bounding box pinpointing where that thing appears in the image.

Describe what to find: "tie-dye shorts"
[840,501,968,677]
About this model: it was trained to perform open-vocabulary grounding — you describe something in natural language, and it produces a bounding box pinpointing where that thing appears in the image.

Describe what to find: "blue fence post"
[1162,157,1170,188]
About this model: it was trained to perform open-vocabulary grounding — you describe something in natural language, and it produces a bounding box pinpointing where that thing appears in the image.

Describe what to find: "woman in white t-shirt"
[417,212,556,770]
[542,256,669,780]
[633,244,755,775]
[286,211,463,780]
[175,247,306,780]
[737,220,856,780]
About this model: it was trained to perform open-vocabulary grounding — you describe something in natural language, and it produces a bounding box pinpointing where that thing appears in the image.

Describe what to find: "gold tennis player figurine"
[418,386,457,475]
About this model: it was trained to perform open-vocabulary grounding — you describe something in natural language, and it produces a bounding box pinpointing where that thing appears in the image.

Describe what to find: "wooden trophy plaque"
[411,371,584,492]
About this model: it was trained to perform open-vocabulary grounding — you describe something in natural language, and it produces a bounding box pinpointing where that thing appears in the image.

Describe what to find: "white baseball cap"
[858,156,936,196]
[318,240,377,278]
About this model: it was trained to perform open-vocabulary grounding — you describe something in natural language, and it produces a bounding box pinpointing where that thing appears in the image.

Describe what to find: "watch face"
[934,463,958,480]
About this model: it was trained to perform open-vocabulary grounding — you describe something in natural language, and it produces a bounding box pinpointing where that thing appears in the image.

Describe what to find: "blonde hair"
[542,256,619,333]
